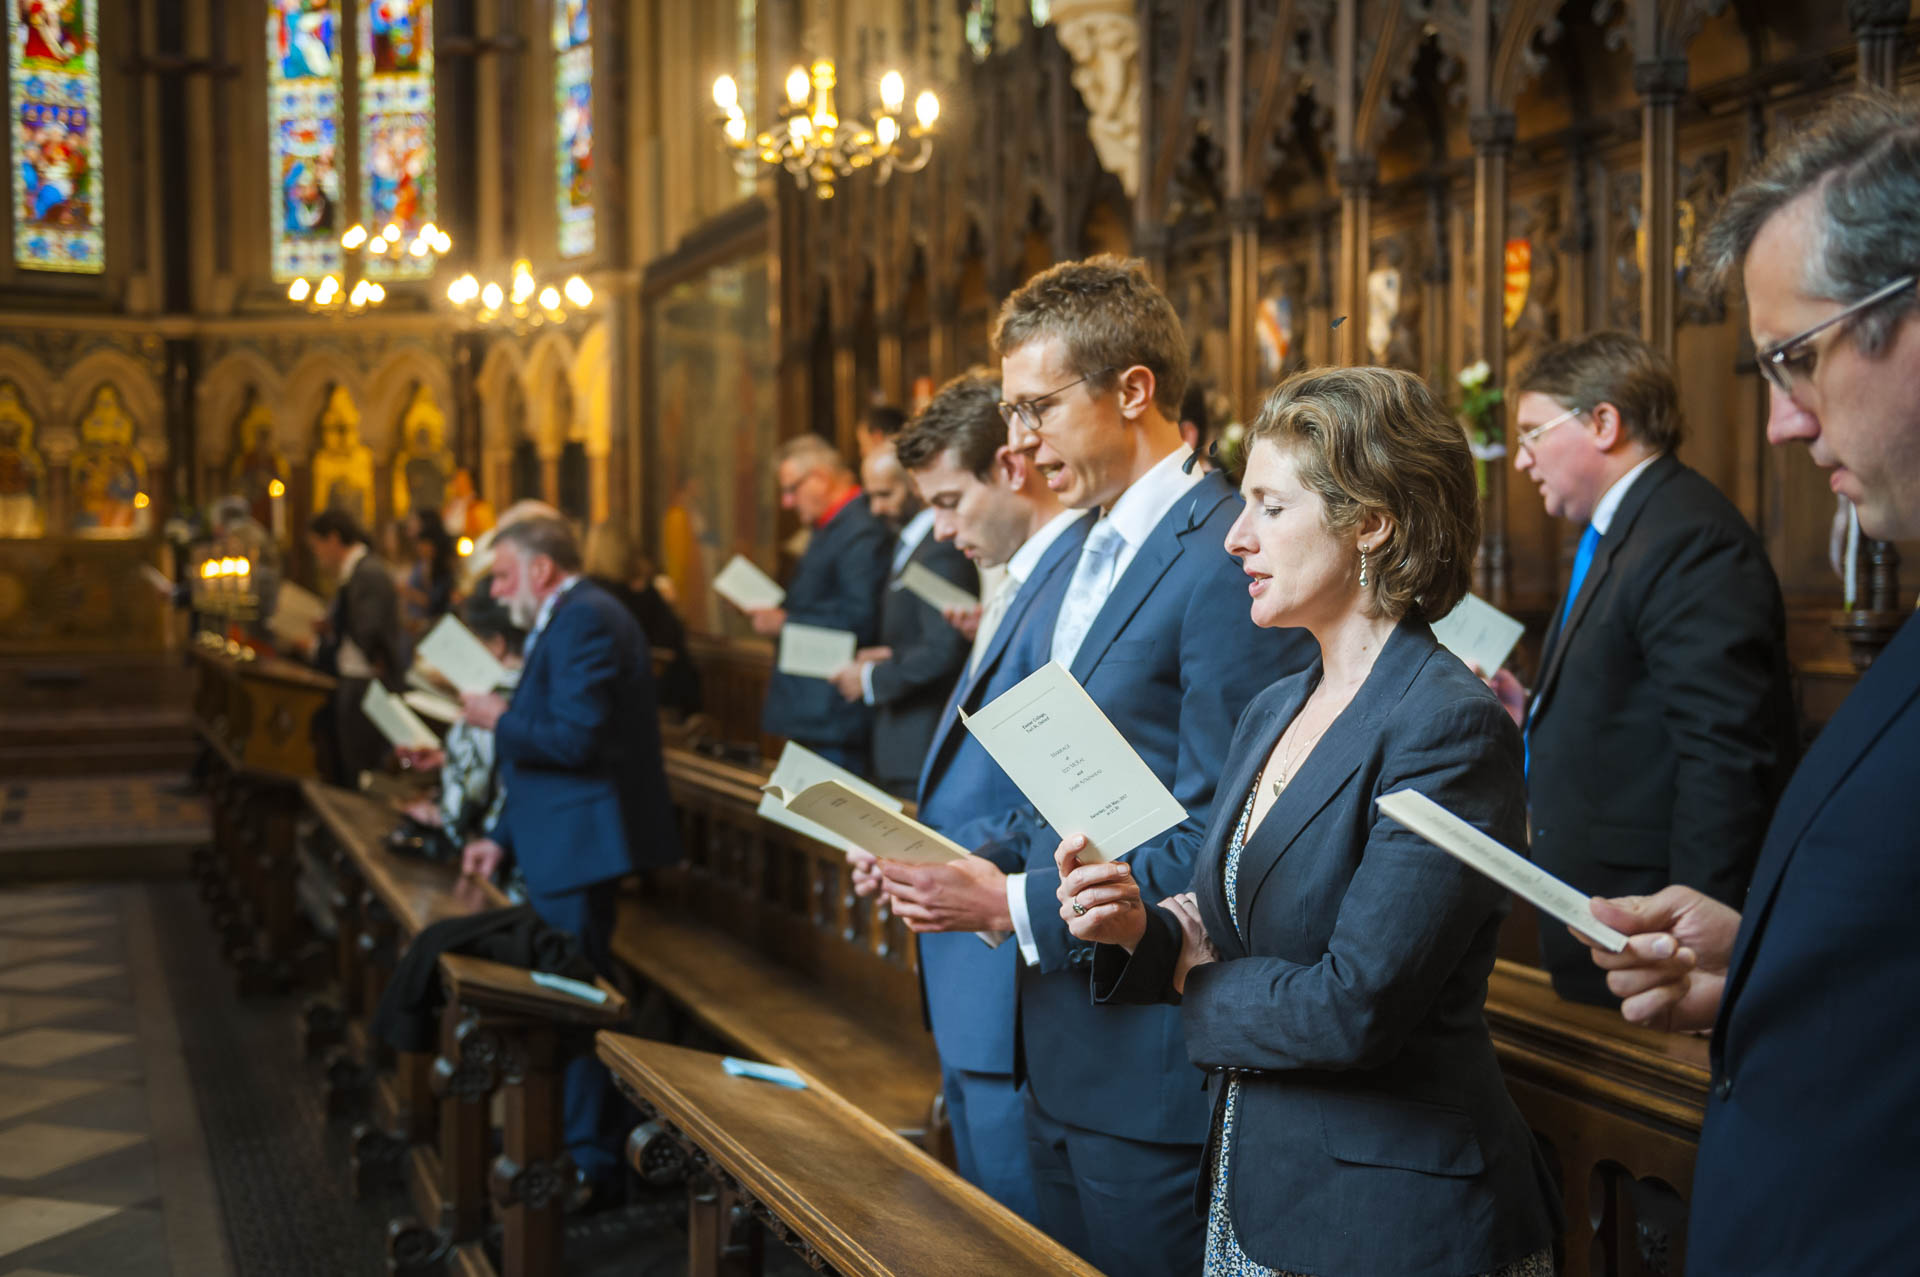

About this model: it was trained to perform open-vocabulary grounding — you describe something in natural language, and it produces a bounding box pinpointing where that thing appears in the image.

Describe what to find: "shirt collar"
[1590,452,1662,536]
[339,542,369,582]
[816,485,863,528]
[1098,446,1205,553]
[532,573,583,637]
[1004,508,1085,585]
[896,507,937,558]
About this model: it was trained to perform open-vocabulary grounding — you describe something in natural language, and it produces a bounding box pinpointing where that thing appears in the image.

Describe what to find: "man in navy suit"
[826,440,977,797]
[848,368,1088,1222]
[1580,94,1920,1274]
[459,515,682,1195]
[749,434,894,774]
[877,258,1313,1277]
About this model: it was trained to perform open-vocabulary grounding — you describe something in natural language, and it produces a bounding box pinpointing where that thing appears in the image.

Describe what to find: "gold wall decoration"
[0,381,47,538]
[311,384,375,527]
[389,383,454,519]
[69,385,148,538]
[227,393,288,537]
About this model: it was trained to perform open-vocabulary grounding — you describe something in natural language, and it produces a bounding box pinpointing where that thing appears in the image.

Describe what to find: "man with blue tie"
[1489,331,1797,1006]
[849,368,1088,1222]
[876,257,1313,1277]
[1579,92,1920,1275]
[457,515,682,1201]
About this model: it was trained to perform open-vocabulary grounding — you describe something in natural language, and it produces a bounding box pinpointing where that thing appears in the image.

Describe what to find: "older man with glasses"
[1572,94,1920,1276]
[1484,329,1799,1008]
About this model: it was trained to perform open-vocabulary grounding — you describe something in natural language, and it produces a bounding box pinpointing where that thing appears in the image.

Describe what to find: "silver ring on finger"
[1070,896,1088,917]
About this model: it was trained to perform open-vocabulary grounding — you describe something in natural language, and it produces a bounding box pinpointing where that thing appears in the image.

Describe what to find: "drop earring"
[1359,547,1369,588]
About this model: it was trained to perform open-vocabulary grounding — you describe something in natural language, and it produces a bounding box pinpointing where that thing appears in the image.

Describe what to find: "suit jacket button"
[1715,1076,1734,1102]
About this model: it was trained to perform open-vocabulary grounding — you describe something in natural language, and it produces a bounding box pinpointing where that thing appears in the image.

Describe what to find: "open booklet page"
[403,688,464,724]
[1429,593,1527,676]
[416,614,512,695]
[360,680,440,751]
[1376,789,1628,952]
[756,741,905,857]
[776,623,855,679]
[961,662,1186,863]
[267,582,328,648]
[713,555,786,612]
[896,561,979,614]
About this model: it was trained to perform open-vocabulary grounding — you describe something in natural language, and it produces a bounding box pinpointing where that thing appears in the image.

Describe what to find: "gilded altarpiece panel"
[0,382,46,537]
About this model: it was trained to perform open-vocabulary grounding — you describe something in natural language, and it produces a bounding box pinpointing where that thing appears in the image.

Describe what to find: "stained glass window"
[10,0,103,273]
[268,0,344,282]
[360,0,435,279]
[553,0,594,259]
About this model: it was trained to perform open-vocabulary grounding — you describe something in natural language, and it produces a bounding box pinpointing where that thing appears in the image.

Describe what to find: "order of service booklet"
[1428,593,1527,677]
[713,555,786,612]
[960,662,1186,864]
[360,680,441,752]
[415,614,512,696]
[1375,789,1628,952]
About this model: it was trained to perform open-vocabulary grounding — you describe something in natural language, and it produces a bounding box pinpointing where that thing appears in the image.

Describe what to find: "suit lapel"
[1720,612,1920,1010]
[913,514,1094,803]
[1532,455,1678,722]
[1068,477,1230,685]
[1192,700,1291,957]
[1231,620,1433,940]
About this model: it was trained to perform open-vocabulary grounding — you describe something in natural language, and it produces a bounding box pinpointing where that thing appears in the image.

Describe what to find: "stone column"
[1471,111,1516,603]
[1635,57,1687,357]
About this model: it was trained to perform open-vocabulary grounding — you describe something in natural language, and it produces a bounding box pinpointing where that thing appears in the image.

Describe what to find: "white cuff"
[1006,872,1040,966]
[860,661,877,705]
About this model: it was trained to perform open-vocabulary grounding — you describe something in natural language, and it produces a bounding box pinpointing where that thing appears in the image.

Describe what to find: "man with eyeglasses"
[869,255,1312,1277]
[1487,330,1797,1007]
[1570,94,1920,1275]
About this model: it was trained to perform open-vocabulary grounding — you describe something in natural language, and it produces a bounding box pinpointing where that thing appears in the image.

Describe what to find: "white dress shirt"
[1590,452,1661,536]
[1009,447,1202,962]
[862,509,942,703]
[966,508,1084,677]
[332,542,377,679]
[522,573,583,661]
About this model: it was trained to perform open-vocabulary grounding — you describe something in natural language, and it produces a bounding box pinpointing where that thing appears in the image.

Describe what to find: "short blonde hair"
[582,521,634,581]
[992,255,1189,418]
[1247,366,1479,621]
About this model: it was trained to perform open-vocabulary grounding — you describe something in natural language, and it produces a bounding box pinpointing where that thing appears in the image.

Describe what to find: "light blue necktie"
[1051,520,1125,669]
[1526,522,1599,780]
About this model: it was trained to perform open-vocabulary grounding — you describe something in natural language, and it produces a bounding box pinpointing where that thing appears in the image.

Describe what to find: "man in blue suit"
[849,368,1088,1222]
[877,258,1314,1277]
[1579,94,1920,1274]
[458,515,682,1196]
[748,434,894,774]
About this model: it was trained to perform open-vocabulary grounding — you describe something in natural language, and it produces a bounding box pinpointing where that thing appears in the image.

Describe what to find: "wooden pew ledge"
[611,899,941,1142]
[302,780,507,934]
[437,953,628,1028]
[600,1035,1102,1277]
[1486,959,1710,1133]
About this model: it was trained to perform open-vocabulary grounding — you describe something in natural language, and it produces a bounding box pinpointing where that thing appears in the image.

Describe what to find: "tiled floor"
[0,885,229,1277]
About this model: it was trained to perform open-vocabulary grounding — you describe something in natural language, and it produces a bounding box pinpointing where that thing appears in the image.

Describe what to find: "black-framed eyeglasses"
[997,369,1110,434]
[1757,274,1917,400]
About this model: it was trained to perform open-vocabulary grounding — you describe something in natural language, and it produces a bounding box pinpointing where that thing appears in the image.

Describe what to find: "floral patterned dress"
[1201,786,1556,1277]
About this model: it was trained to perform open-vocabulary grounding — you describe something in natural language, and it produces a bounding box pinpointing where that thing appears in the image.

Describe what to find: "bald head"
[862,442,917,528]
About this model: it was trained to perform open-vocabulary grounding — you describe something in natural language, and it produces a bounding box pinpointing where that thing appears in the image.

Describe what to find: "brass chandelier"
[711,60,938,200]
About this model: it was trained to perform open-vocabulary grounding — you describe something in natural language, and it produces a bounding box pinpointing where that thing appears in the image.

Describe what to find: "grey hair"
[1700,93,1920,356]
[493,515,582,572]
[774,432,850,478]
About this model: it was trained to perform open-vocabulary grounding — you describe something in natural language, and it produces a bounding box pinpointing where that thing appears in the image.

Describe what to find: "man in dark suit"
[458,515,681,1195]
[748,434,894,774]
[876,257,1313,1277]
[848,368,1089,1221]
[827,440,977,796]
[306,508,407,782]
[1579,93,1920,1275]
[1490,331,1798,1005]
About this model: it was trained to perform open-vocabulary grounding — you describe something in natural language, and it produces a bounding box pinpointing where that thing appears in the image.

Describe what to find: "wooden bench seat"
[599,1034,1101,1277]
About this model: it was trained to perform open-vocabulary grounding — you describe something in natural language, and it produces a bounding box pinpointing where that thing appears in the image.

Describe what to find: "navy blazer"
[1527,454,1798,1004]
[492,579,683,897]
[1094,619,1562,1275]
[867,530,977,790]
[978,468,1315,1144]
[912,513,1093,1074]
[761,495,895,751]
[1689,612,1920,1274]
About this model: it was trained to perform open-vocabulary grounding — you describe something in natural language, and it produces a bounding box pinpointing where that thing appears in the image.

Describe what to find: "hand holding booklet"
[360,680,441,752]
[1375,789,1628,952]
[961,662,1186,863]
[713,555,786,612]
